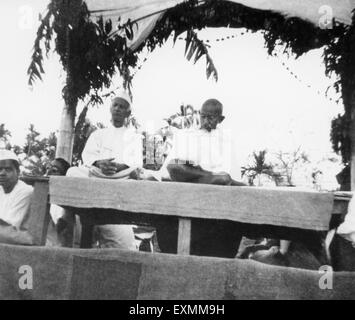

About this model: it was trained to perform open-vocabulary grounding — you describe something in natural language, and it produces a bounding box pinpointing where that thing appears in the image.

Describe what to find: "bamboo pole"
[55,25,76,164]
[55,104,75,163]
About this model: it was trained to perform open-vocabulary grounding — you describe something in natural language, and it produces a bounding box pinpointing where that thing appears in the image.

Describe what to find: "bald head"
[200,99,225,132]
[201,99,223,115]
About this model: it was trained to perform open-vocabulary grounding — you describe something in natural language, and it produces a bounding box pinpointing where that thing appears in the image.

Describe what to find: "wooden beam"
[177,218,191,255]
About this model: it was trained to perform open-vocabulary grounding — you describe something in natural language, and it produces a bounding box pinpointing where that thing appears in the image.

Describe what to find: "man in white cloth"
[156,98,246,258]
[0,149,33,244]
[66,91,143,250]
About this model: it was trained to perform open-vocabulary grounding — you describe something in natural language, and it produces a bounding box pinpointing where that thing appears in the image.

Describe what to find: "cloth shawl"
[49,176,334,231]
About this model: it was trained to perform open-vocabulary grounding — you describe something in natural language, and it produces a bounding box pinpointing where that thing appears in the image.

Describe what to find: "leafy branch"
[27,2,55,86]
[183,29,218,81]
[241,150,278,185]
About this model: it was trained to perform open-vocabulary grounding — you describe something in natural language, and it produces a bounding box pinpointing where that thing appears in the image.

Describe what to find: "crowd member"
[156,99,246,258]
[65,92,144,250]
[46,158,70,177]
[0,149,33,244]
[46,158,70,225]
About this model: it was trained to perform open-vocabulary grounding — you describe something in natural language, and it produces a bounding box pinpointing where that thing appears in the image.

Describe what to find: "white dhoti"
[66,165,138,251]
[66,165,136,179]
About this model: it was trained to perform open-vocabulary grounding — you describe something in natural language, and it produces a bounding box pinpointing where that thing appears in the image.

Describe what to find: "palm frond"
[182,29,218,82]
[27,3,55,86]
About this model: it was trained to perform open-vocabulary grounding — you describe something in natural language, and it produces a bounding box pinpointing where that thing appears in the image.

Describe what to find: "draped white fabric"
[84,0,355,49]
[230,0,355,26]
[84,0,185,50]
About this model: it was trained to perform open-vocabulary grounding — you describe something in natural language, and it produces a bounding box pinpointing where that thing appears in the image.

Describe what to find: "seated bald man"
[0,149,33,244]
[66,92,144,250]
[156,99,246,258]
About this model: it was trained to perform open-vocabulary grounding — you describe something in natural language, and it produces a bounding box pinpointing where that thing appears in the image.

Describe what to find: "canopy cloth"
[49,176,334,231]
[84,0,355,49]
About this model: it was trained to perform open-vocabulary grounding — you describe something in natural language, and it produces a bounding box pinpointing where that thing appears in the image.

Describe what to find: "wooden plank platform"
[24,177,352,252]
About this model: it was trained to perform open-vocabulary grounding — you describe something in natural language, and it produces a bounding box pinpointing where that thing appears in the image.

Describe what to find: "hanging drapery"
[83,0,355,49]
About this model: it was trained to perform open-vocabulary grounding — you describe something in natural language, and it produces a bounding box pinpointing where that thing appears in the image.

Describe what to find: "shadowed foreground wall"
[0,244,354,300]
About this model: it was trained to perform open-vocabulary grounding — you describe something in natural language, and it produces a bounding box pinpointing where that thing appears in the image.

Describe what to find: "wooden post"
[55,104,75,163]
[177,218,191,255]
[80,223,94,248]
[27,180,50,245]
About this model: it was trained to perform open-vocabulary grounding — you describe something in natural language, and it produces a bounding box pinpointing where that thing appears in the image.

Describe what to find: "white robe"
[82,125,143,167]
[162,127,242,180]
[66,125,143,250]
[0,180,33,229]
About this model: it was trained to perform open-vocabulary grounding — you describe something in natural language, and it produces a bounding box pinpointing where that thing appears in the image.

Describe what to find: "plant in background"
[21,124,57,176]
[0,123,13,150]
[242,150,279,186]
[274,147,310,186]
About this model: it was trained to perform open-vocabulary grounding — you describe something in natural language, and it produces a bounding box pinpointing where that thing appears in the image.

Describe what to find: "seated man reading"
[0,149,33,245]
[156,98,246,258]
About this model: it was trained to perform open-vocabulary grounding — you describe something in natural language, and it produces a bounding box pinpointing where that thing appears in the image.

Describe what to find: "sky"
[0,0,345,171]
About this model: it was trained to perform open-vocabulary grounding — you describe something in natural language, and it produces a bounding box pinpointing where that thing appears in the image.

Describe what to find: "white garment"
[82,125,143,167]
[337,193,355,243]
[0,180,33,229]
[67,125,142,251]
[66,166,138,250]
[163,127,241,180]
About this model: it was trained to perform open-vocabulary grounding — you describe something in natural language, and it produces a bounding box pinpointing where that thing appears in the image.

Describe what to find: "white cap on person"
[0,149,19,162]
[114,90,132,105]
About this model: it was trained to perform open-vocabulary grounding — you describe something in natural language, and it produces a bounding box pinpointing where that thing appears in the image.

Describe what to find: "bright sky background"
[0,0,345,172]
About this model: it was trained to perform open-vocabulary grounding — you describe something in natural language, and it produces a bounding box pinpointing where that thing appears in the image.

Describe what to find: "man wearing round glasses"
[156,98,245,258]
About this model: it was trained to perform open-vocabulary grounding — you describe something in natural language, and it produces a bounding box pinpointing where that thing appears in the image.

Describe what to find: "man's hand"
[93,158,116,175]
[93,158,128,176]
